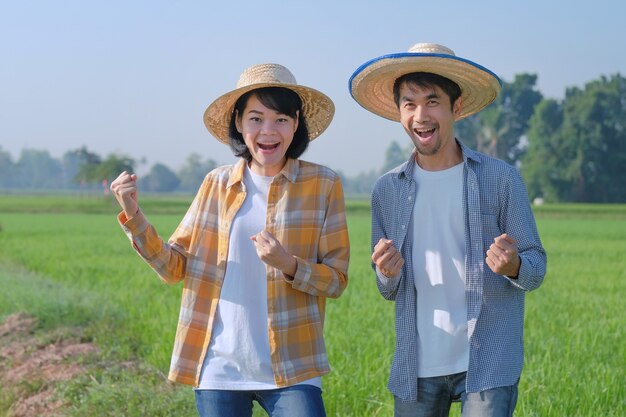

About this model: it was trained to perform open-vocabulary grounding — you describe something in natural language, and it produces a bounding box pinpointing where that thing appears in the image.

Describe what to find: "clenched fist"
[251,230,297,277]
[372,238,404,278]
[486,233,521,278]
[110,171,140,219]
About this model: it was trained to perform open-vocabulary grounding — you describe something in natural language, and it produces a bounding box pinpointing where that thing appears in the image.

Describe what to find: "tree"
[342,169,380,196]
[96,154,135,183]
[140,163,181,192]
[63,146,101,188]
[76,152,134,186]
[521,99,564,201]
[456,73,543,165]
[177,153,217,192]
[15,149,63,189]
[523,74,626,202]
[380,141,411,174]
[455,113,482,151]
[73,147,103,185]
[0,147,15,188]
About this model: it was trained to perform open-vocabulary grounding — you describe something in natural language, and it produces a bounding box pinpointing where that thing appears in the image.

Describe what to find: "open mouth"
[258,142,280,151]
[414,127,436,140]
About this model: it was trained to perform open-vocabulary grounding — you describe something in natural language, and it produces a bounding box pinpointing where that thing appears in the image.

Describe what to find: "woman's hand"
[251,230,297,277]
[110,171,140,219]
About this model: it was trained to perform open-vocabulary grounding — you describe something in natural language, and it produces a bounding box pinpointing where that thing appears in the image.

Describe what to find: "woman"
[110,63,349,417]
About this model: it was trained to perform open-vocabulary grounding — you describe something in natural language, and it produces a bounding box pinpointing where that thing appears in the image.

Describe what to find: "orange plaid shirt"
[118,158,349,387]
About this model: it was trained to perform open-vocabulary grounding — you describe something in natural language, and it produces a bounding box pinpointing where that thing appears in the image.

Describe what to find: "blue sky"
[1,0,625,176]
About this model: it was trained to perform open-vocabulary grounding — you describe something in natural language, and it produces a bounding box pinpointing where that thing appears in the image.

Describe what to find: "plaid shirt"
[119,158,349,387]
[372,141,546,401]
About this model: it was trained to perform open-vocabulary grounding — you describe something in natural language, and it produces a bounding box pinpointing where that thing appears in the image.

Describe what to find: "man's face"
[397,82,461,158]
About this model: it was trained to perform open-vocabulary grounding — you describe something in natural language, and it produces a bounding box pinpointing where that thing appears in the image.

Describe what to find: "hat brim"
[349,52,502,121]
[204,83,335,144]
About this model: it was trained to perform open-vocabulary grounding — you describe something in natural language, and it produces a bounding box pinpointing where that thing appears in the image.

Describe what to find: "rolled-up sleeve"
[500,168,547,291]
[289,176,349,298]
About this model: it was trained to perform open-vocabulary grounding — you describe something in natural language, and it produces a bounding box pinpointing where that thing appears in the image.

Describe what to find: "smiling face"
[235,93,299,176]
[398,81,463,170]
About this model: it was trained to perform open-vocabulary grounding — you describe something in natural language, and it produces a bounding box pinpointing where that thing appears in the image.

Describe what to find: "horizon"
[2,0,625,176]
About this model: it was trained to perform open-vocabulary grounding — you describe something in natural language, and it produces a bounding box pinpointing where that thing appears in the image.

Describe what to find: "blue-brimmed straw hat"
[349,43,502,121]
[204,63,335,144]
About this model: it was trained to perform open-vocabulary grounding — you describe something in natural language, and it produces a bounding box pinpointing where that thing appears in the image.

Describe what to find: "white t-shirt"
[198,164,320,390]
[412,161,469,378]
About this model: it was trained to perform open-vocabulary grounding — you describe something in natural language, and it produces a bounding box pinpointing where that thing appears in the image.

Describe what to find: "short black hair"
[393,72,462,110]
[228,87,310,161]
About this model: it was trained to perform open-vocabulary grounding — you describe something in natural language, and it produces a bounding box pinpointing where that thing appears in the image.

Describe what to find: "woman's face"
[236,94,298,176]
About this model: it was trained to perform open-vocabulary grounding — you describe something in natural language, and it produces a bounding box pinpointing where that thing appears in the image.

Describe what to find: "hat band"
[349,52,502,94]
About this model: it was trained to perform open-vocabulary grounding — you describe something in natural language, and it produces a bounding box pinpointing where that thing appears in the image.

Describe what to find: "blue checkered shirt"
[371,140,547,401]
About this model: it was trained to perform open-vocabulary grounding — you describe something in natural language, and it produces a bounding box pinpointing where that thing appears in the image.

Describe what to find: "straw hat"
[349,43,502,121]
[204,63,335,144]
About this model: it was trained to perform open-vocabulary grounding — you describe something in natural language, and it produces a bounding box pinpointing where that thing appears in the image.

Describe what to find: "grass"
[0,194,625,416]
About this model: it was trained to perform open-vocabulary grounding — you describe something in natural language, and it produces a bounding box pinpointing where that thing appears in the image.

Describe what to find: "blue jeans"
[394,372,518,417]
[195,385,326,417]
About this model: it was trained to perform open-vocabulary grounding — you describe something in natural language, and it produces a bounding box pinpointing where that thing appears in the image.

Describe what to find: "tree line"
[0,147,218,194]
[1,72,624,202]
[340,72,626,203]
[457,73,626,203]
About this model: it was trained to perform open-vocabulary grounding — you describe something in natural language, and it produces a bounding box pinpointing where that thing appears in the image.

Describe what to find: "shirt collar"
[279,158,300,183]
[458,140,482,164]
[226,159,247,189]
[398,139,482,179]
[226,158,299,189]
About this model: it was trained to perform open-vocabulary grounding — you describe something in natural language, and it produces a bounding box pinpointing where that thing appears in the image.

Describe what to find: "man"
[349,43,547,416]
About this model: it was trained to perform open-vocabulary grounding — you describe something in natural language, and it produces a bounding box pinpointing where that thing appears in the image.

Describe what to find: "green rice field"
[0,195,624,416]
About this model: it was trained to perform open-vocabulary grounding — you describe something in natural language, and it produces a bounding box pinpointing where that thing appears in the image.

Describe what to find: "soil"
[0,313,99,417]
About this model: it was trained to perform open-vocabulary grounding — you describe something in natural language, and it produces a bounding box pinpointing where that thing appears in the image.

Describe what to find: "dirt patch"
[0,313,37,339]
[8,389,63,417]
[0,313,99,417]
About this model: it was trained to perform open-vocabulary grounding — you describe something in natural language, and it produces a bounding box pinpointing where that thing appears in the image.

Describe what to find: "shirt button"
[401,225,406,229]
[408,196,412,201]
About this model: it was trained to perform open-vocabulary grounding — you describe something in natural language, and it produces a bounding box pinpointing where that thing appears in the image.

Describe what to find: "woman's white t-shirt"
[198,164,321,390]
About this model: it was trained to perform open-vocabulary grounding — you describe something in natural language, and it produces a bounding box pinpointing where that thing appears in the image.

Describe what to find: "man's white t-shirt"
[412,161,469,378]
[198,164,321,389]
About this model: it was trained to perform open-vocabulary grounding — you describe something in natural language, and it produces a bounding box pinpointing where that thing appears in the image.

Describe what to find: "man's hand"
[251,230,297,277]
[372,238,405,278]
[110,171,139,219]
[486,233,521,278]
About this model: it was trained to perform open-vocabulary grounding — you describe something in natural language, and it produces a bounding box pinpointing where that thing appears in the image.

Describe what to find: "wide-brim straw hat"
[349,43,502,121]
[204,63,335,144]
